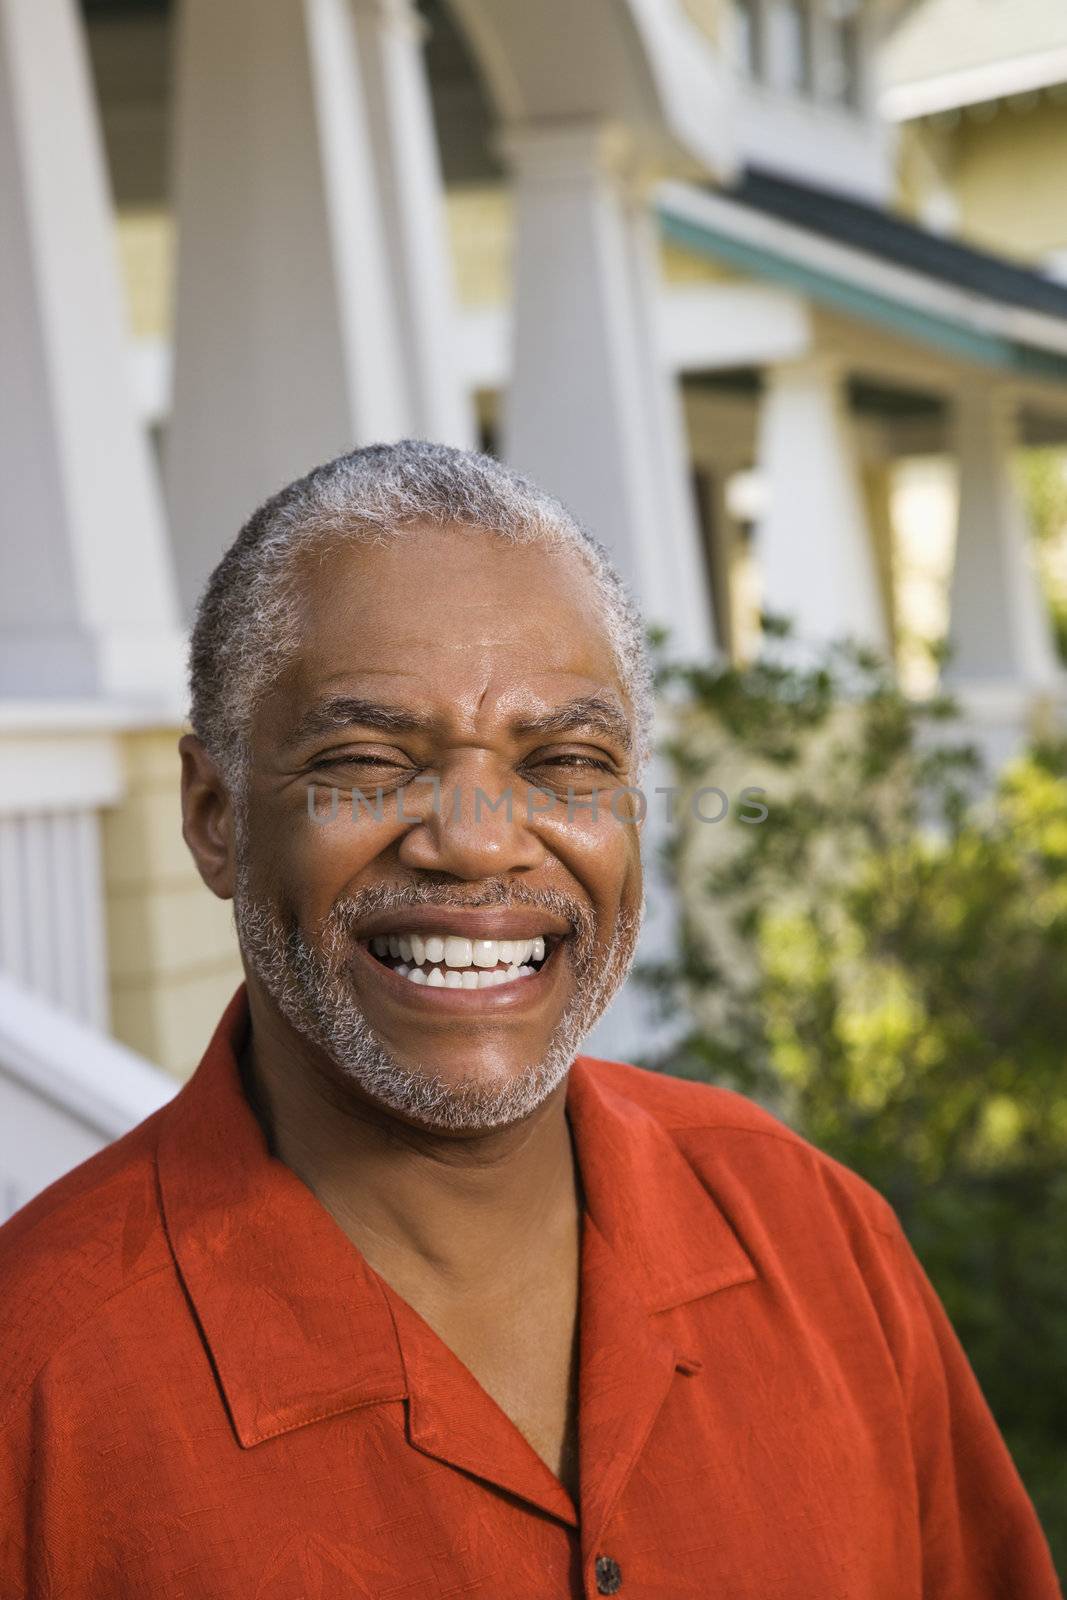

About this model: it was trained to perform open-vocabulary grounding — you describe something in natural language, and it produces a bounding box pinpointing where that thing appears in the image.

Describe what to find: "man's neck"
[238,1003,584,1300]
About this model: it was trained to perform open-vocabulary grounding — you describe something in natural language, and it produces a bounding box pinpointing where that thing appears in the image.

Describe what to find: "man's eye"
[531,754,615,773]
[311,753,410,773]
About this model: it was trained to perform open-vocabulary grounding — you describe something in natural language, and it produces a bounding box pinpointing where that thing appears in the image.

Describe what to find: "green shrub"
[639,622,1067,1576]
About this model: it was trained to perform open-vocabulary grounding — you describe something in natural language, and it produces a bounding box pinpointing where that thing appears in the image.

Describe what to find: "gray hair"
[188,439,654,787]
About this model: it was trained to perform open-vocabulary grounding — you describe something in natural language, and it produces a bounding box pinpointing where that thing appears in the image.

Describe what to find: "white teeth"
[371,930,552,983]
[391,962,540,990]
[443,935,473,969]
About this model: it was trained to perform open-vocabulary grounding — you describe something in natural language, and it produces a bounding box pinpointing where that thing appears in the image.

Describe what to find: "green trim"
[658,206,1067,384]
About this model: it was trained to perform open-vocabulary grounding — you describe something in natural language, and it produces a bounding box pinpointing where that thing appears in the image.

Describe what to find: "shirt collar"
[565,1053,757,1315]
[156,986,756,1450]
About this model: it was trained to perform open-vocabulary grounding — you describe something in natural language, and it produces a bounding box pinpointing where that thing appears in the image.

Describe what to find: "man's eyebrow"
[286,691,633,752]
[512,694,633,753]
[286,696,437,748]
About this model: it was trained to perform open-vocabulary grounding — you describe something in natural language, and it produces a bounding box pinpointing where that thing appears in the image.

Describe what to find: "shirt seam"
[665,1120,901,1241]
[0,1260,175,1436]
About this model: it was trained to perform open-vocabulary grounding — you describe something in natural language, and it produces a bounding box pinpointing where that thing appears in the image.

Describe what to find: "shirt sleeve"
[874,1212,1062,1600]
[0,1399,35,1600]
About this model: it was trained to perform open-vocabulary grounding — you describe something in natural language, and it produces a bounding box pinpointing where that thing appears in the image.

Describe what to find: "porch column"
[166,0,413,617]
[350,0,474,447]
[945,387,1061,691]
[755,356,889,652]
[0,0,183,701]
[502,121,716,663]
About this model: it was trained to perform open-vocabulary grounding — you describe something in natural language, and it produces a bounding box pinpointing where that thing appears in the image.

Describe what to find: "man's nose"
[394,759,547,880]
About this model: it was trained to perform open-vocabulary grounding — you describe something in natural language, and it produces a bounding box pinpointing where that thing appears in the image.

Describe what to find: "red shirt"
[0,987,1059,1599]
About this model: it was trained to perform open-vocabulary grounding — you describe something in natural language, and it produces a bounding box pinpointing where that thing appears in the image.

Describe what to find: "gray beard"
[233,865,643,1132]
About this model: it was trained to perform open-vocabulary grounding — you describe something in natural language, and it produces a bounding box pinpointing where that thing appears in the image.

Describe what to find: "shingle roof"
[727,166,1067,324]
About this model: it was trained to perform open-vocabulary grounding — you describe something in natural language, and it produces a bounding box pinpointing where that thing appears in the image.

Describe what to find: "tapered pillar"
[946,388,1061,691]
[502,121,716,663]
[0,0,183,700]
[351,0,474,447]
[755,356,889,653]
[166,0,413,616]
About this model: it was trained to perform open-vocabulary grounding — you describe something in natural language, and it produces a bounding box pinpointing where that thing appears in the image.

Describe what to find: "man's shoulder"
[575,1054,900,1241]
[0,1106,174,1421]
[576,1052,798,1135]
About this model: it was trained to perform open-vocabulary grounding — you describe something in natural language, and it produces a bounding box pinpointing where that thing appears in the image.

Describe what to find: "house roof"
[657,166,1067,383]
[880,0,1067,119]
[730,167,1067,322]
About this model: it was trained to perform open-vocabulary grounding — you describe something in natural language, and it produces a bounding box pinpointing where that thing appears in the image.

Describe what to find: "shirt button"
[594,1554,622,1594]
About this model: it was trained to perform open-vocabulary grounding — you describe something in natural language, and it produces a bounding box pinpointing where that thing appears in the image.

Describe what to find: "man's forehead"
[264,530,634,742]
[293,524,596,618]
[286,530,625,679]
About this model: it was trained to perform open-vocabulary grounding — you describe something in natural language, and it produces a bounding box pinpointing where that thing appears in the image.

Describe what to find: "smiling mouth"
[362,932,557,990]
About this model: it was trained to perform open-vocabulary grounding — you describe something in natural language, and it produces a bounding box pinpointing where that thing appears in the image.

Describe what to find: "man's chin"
[329,1033,577,1133]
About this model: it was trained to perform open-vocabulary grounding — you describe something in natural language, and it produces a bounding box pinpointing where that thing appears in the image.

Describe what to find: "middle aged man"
[0,441,1060,1600]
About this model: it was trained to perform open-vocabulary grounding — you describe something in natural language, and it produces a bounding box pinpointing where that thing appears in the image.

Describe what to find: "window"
[819,0,863,109]
[734,0,763,79]
[779,0,813,95]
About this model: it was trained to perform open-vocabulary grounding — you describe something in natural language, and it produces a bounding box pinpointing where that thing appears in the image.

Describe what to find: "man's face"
[230,523,645,1131]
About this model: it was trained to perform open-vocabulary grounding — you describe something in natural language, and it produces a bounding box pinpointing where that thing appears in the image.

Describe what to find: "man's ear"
[179,734,237,900]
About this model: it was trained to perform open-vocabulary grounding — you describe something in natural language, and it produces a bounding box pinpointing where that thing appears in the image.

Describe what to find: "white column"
[755,356,889,652]
[166,0,413,617]
[351,0,475,448]
[945,388,1061,691]
[0,0,183,701]
[621,193,718,662]
[502,120,717,663]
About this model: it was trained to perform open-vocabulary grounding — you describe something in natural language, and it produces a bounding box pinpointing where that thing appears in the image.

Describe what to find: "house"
[2,0,1066,1208]
[883,0,1067,271]
[879,0,1067,693]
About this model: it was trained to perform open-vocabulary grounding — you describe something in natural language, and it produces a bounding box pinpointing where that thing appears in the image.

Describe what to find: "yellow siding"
[660,238,734,285]
[103,728,243,1081]
[679,0,726,47]
[446,185,514,307]
[953,96,1067,262]
[116,208,174,342]
[896,96,1067,267]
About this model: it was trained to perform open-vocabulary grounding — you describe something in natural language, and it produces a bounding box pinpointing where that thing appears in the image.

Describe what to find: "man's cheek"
[289,800,390,884]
